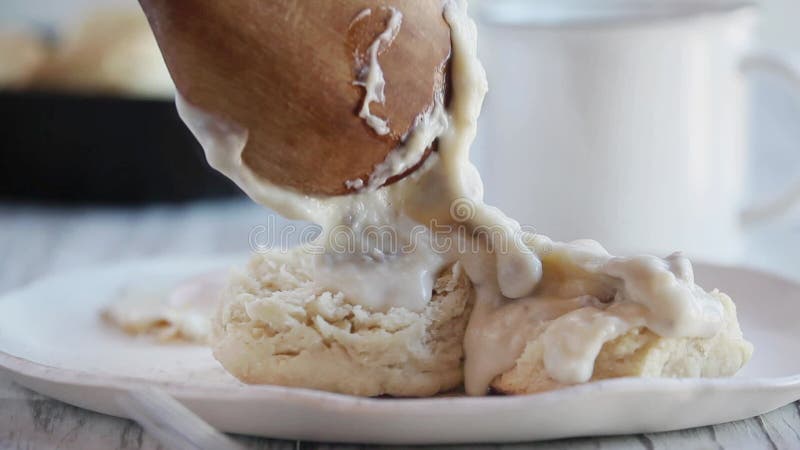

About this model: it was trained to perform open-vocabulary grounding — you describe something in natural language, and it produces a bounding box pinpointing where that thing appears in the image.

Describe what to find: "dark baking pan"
[0,90,242,205]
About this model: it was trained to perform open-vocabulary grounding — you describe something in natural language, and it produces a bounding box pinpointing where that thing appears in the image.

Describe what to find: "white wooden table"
[1,200,800,450]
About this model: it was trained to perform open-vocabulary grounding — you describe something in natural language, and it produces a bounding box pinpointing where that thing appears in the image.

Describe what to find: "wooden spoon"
[138,0,451,196]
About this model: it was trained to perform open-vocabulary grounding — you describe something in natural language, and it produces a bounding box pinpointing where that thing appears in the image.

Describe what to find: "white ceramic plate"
[1,257,799,445]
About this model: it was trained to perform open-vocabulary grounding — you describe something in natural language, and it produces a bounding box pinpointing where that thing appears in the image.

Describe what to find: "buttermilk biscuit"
[212,251,473,397]
[491,291,753,395]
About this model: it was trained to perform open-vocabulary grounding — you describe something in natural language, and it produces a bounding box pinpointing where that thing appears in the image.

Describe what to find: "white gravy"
[174,0,724,395]
[352,6,402,136]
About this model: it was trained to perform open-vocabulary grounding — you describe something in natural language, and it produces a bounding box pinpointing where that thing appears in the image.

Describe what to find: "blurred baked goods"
[102,272,227,343]
[0,28,49,89]
[0,9,173,97]
[33,9,174,98]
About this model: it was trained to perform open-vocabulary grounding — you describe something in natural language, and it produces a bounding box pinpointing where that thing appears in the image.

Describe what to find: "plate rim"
[2,257,800,411]
[2,338,800,411]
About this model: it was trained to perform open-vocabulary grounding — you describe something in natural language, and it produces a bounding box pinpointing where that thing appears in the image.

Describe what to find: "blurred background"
[3,0,799,51]
[0,0,799,280]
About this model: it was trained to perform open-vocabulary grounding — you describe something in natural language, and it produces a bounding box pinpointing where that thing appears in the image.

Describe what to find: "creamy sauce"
[175,0,725,395]
[352,7,403,136]
[461,238,722,393]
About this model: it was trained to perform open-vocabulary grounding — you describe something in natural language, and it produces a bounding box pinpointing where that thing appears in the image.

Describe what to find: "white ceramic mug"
[473,0,800,263]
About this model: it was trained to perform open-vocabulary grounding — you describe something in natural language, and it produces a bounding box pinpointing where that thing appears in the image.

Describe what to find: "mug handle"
[739,50,800,225]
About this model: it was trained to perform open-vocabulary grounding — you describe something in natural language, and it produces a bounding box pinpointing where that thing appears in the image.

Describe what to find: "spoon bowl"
[139,0,451,195]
